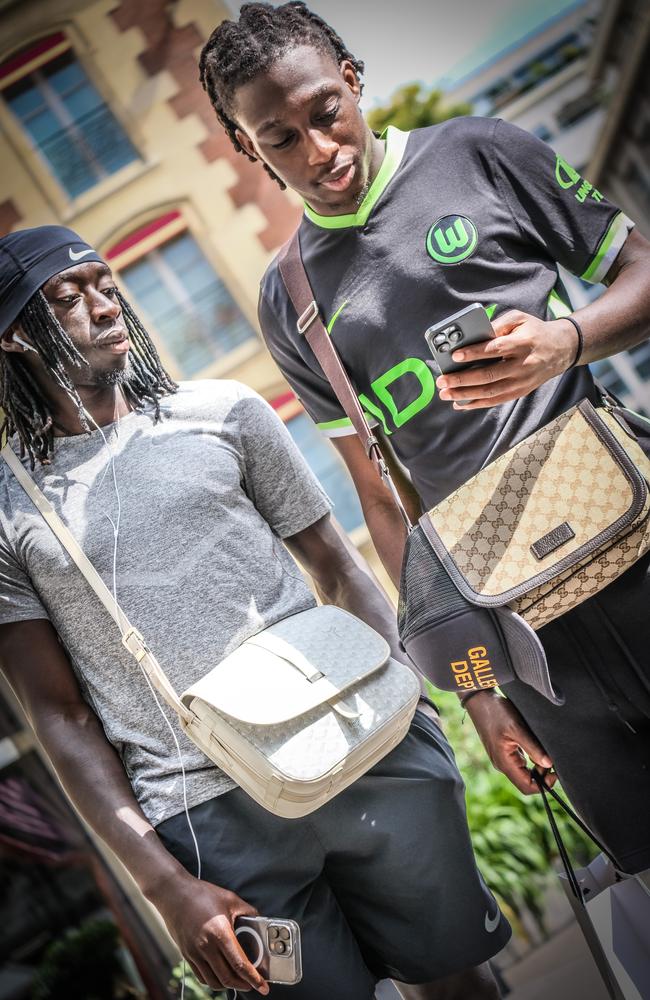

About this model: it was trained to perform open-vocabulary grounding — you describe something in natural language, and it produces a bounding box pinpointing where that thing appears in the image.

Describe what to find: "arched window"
[108,213,257,377]
[0,34,138,198]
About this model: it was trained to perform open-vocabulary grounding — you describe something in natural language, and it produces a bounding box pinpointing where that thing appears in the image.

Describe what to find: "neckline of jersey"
[303,126,409,230]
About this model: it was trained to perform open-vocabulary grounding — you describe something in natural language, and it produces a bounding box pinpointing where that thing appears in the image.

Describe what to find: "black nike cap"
[0,225,104,335]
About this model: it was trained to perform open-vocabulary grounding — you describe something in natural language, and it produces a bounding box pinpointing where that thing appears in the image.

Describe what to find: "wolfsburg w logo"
[426,215,478,265]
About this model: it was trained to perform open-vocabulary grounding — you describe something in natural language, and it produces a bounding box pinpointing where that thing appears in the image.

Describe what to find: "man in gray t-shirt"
[0,226,510,1000]
[0,376,331,825]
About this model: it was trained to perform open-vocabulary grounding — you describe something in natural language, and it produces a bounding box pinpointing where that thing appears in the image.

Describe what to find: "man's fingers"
[513,727,553,770]
[491,310,528,336]
[219,926,269,994]
[493,724,554,795]
[494,744,540,795]
[437,360,519,397]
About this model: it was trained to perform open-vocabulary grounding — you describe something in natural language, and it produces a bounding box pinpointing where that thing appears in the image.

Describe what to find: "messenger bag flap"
[181,606,390,725]
[420,400,650,608]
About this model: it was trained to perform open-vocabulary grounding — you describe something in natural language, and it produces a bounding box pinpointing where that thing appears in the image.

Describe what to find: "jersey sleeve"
[490,118,634,284]
[232,385,332,539]
[0,532,49,625]
[258,285,356,438]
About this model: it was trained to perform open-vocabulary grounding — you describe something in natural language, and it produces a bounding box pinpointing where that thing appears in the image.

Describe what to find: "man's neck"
[52,383,132,437]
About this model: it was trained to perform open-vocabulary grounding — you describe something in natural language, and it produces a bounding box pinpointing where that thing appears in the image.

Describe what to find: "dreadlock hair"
[1,289,177,468]
[199,1,365,189]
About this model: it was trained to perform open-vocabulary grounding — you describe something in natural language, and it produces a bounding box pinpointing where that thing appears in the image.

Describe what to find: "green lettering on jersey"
[555,156,604,204]
[357,393,392,436]
[361,358,436,434]
[323,305,497,437]
[555,156,581,189]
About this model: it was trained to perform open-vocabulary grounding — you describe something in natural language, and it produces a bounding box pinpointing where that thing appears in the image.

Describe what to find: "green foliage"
[170,964,224,1000]
[366,83,471,134]
[433,689,594,942]
[31,919,124,1000]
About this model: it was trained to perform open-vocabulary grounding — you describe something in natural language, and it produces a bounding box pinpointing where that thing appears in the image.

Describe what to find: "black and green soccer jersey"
[259,117,634,508]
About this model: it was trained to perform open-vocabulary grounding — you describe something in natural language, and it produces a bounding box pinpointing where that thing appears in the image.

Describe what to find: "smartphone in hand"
[425,303,501,405]
[235,915,302,985]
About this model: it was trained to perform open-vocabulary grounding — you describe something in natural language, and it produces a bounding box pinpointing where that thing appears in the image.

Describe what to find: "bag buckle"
[122,626,148,662]
[297,300,319,336]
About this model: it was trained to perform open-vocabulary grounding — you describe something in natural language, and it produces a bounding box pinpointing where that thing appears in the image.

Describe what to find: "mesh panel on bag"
[397,525,469,641]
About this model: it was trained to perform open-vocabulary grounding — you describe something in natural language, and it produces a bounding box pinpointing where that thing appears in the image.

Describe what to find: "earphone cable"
[61,389,203,1000]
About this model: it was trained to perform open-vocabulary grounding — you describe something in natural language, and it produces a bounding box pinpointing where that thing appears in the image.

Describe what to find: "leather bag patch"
[530,522,575,561]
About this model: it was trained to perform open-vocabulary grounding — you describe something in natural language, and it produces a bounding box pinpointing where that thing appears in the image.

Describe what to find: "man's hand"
[465,690,557,795]
[436,310,579,409]
[152,873,269,995]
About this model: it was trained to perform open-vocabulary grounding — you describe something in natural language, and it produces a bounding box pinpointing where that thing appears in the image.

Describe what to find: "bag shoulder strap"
[277,232,413,532]
[1,444,192,725]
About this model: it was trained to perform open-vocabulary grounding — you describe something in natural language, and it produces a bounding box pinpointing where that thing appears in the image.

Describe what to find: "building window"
[285,412,364,533]
[629,341,650,388]
[531,124,553,142]
[119,230,256,377]
[1,38,138,199]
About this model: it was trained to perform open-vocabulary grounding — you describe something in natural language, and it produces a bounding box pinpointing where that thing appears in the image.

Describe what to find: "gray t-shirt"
[0,381,331,825]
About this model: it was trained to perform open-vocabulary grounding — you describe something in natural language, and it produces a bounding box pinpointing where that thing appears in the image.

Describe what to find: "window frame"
[0,27,144,212]
[105,210,263,382]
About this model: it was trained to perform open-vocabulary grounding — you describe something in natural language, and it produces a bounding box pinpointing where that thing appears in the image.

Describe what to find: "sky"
[228,0,585,109]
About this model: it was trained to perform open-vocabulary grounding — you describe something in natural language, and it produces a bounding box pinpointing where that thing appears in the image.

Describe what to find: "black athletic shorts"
[506,551,650,874]
[157,709,511,999]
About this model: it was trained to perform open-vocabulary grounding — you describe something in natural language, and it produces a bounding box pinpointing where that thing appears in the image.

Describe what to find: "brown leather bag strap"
[278,231,413,531]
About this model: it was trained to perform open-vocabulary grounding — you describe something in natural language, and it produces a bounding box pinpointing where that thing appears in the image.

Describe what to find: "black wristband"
[564,315,584,370]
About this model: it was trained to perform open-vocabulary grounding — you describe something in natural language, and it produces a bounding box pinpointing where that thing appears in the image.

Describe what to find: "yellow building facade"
[0,0,381,551]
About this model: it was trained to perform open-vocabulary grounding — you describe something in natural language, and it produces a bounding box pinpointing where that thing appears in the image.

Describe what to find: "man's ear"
[235,127,258,161]
[339,60,361,102]
[0,324,25,354]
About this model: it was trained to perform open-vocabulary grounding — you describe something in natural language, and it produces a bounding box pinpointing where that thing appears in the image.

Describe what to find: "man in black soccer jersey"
[199,3,650,876]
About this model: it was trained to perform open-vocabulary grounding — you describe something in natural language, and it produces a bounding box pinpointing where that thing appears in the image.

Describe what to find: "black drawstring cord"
[531,768,621,906]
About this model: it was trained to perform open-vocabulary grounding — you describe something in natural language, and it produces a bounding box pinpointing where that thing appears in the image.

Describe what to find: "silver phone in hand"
[235,915,302,985]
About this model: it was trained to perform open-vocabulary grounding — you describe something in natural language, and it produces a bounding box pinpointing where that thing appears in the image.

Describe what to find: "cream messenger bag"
[2,444,420,818]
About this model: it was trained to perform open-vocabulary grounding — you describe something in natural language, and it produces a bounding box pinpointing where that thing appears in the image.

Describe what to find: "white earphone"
[12,332,38,353]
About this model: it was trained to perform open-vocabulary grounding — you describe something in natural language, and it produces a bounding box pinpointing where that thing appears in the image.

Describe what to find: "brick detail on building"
[110,0,300,250]
[0,199,22,237]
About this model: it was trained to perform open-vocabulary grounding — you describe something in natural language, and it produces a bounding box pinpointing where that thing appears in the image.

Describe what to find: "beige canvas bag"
[278,230,650,702]
[418,398,650,631]
[2,444,420,818]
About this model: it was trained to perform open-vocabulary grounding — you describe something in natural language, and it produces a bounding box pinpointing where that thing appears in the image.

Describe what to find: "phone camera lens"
[437,343,449,353]
[448,330,462,343]
[433,333,447,346]
[268,927,279,940]
[272,941,286,954]
[279,928,290,940]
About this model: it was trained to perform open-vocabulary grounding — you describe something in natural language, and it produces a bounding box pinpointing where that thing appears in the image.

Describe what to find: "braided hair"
[199,1,364,189]
[1,290,177,468]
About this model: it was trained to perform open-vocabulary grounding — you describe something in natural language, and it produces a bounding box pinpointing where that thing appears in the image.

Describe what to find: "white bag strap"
[1,444,193,725]
[246,632,362,719]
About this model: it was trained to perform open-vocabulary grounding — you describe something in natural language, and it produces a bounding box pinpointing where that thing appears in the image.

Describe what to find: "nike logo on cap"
[485,907,500,933]
[68,247,95,261]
